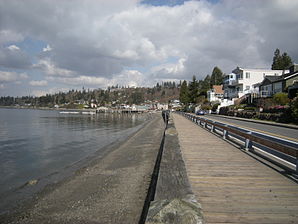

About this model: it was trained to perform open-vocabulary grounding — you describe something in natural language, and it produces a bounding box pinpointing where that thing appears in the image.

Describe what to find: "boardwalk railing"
[178,112,298,174]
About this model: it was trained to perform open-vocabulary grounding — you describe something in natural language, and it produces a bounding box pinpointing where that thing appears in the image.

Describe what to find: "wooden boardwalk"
[173,113,298,224]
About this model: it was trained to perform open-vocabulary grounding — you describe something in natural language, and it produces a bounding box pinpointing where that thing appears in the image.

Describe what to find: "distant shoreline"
[0,106,96,111]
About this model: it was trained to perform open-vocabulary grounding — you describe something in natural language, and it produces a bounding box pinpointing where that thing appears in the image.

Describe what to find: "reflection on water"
[0,108,150,213]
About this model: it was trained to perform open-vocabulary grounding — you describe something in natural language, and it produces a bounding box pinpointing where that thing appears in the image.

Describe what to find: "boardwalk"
[173,113,298,224]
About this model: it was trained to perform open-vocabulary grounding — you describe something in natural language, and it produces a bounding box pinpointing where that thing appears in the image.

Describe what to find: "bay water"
[0,108,150,214]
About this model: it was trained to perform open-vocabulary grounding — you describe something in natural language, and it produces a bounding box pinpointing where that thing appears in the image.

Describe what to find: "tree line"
[0,82,180,108]
[179,66,224,105]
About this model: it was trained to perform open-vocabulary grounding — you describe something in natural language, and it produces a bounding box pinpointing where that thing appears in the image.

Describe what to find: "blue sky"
[0,0,298,96]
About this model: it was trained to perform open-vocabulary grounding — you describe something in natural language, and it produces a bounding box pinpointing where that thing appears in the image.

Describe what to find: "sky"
[0,0,298,97]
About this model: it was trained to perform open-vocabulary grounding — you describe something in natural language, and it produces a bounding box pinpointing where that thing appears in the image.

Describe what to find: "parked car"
[196,110,205,115]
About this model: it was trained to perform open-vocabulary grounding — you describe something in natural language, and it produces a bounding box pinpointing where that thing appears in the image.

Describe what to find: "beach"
[2,113,165,224]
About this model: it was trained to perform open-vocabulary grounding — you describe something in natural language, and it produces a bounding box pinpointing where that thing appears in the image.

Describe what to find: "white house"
[207,85,224,102]
[223,67,285,99]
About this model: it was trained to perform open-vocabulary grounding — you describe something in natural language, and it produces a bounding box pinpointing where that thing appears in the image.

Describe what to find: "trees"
[271,48,293,70]
[179,80,189,104]
[201,75,211,94]
[188,75,199,104]
[210,66,224,86]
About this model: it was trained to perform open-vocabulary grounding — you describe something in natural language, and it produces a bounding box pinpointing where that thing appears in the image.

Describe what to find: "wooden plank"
[173,113,298,224]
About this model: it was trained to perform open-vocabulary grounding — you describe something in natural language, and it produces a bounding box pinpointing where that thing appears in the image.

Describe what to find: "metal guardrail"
[177,112,298,174]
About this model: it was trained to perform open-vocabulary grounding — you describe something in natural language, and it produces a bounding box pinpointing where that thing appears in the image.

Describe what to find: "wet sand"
[2,114,164,224]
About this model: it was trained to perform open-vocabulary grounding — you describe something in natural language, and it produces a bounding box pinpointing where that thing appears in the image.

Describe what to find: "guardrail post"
[245,132,252,151]
[223,125,228,140]
[204,120,207,129]
[211,122,215,132]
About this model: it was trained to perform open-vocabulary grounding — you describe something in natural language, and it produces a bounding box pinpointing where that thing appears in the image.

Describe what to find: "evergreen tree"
[272,48,293,70]
[281,52,293,70]
[201,75,211,93]
[179,80,189,104]
[210,66,224,86]
[188,75,199,104]
[272,49,282,70]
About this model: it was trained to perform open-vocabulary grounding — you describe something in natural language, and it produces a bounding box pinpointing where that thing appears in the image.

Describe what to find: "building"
[223,67,285,99]
[207,85,224,102]
[259,64,298,97]
[223,73,236,99]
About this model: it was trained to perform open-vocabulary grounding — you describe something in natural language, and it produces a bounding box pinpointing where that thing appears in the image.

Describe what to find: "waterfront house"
[223,67,285,99]
[207,85,224,102]
[259,64,298,97]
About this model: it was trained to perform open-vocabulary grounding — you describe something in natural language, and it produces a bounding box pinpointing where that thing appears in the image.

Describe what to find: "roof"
[233,67,287,73]
[212,85,224,94]
[264,75,281,82]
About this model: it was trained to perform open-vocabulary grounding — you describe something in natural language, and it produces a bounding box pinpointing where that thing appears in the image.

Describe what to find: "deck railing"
[177,112,298,174]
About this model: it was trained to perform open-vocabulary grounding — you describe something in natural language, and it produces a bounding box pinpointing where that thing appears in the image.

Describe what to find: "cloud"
[31,87,71,97]
[7,45,20,51]
[42,44,52,52]
[0,71,18,82]
[47,69,145,88]
[19,73,28,79]
[0,45,31,69]
[0,30,24,45]
[1,0,298,96]
[150,57,186,79]
[0,71,28,83]
[33,59,75,77]
[29,80,48,86]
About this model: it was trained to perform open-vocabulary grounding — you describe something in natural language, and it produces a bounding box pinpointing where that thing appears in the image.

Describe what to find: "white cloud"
[47,69,145,88]
[42,44,52,52]
[29,80,48,86]
[1,0,298,95]
[0,71,28,85]
[109,70,145,87]
[150,57,186,79]
[0,71,18,82]
[47,75,107,86]
[7,45,20,51]
[33,59,75,77]
[0,30,24,45]
[0,46,31,69]
[31,87,70,97]
[19,73,29,79]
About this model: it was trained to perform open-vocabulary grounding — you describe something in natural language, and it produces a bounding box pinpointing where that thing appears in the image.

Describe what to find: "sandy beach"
[2,114,165,224]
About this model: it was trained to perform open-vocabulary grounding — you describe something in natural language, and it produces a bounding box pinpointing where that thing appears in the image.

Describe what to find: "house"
[223,73,236,99]
[207,85,224,102]
[258,76,281,97]
[259,64,298,97]
[223,67,285,99]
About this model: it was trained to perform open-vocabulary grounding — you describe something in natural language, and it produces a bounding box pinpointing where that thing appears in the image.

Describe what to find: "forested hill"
[0,82,180,108]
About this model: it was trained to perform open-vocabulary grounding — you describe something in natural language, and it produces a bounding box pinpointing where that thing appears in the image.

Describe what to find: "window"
[238,73,243,80]
[245,72,250,79]
[245,85,250,90]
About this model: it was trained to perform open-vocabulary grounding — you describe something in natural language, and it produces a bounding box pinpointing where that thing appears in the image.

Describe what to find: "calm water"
[0,108,150,213]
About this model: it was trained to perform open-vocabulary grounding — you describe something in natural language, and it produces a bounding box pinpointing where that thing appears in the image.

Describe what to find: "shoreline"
[1,113,164,224]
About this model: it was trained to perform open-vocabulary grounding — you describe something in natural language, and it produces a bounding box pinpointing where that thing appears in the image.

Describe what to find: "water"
[0,108,150,214]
